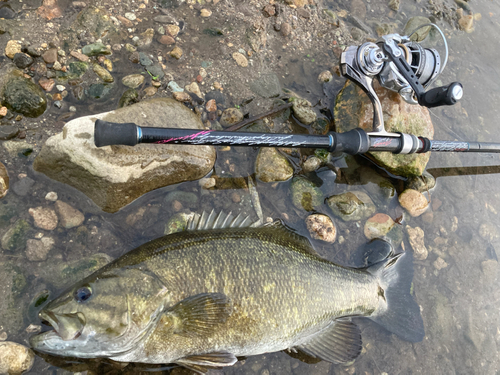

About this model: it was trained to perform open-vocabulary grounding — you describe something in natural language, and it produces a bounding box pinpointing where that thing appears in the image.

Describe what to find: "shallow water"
[1,0,500,374]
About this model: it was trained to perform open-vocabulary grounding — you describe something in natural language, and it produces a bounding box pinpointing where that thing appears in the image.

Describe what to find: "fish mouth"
[38,310,86,341]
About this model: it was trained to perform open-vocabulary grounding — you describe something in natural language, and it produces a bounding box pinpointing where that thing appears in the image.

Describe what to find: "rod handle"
[94,119,139,147]
[419,82,463,108]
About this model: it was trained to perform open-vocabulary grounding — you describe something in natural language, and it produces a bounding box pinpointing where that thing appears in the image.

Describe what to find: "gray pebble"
[12,177,35,196]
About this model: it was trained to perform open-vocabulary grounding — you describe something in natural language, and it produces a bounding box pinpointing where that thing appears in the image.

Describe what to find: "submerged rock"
[306,214,336,243]
[406,225,428,260]
[0,64,47,118]
[326,191,376,222]
[255,148,293,183]
[1,219,30,252]
[334,81,433,177]
[0,341,34,374]
[0,261,28,336]
[54,200,85,228]
[33,98,216,212]
[290,176,323,212]
[399,189,428,217]
[0,162,8,199]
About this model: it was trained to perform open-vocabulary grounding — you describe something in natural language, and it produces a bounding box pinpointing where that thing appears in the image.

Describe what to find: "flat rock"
[33,98,216,212]
[55,200,85,228]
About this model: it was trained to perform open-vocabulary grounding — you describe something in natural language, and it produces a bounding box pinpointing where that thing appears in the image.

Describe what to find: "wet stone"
[28,206,58,230]
[170,46,183,59]
[42,48,58,64]
[0,4,16,19]
[292,98,316,125]
[3,76,47,117]
[159,35,176,45]
[302,156,322,173]
[220,107,243,127]
[232,52,248,67]
[139,52,153,66]
[290,176,323,212]
[82,42,111,56]
[118,88,139,108]
[255,148,293,183]
[146,65,165,80]
[1,219,30,252]
[5,40,22,59]
[93,63,114,83]
[306,214,336,243]
[13,53,34,69]
[364,213,395,240]
[68,61,89,79]
[326,191,376,222]
[406,225,428,260]
[12,176,35,196]
[86,83,113,100]
[0,162,8,199]
[405,171,436,192]
[122,74,145,88]
[55,200,85,228]
[26,237,54,261]
[0,342,35,374]
[205,90,225,104]
[38,77,55,91]
[399,189,428,217]
[250,73,281,98]
[0,125,19,140]
[404,17,432,41]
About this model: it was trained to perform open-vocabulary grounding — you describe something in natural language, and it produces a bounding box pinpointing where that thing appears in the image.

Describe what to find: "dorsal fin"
[187,210,261,231]
[262,220,317,255]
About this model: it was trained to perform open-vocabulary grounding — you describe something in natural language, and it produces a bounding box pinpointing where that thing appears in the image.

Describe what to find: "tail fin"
[366,251,425,343]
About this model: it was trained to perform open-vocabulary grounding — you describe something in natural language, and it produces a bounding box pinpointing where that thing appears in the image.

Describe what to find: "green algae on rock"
[290,176,323,212]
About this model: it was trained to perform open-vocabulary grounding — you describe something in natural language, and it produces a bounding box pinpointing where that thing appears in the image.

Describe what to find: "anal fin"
[296,320,362,364]
[176,351,237,373]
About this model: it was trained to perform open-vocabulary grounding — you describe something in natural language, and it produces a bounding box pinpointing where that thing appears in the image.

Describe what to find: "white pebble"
[45,191,58,201]
[125,12,137,21]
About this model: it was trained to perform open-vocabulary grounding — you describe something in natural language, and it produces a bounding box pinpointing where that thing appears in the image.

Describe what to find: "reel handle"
[420,82,463,108]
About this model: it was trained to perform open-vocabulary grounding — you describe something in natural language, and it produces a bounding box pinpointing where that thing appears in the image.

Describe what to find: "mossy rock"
[290,176,323,212]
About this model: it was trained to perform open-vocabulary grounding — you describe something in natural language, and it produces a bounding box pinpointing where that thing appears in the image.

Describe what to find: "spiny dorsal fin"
[296,320,362,364]
[166,293,232,337]
[187,210,261,231]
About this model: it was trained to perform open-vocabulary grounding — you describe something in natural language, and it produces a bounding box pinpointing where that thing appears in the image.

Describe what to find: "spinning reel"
[340,24,463,134]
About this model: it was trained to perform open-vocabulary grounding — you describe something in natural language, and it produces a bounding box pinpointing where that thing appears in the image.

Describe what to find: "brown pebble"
[53,93,62,101]
[39,77,55,91]
[206,99,217,112]
[262,4,276,17]
[70,50,89,62]
[18,130,26,139]
[42,48,58,64]
[158,35,175,45]
[117,15,134,27]
[196,74,203,83]
[281,22,292,36]
[231,192,241,203]
[173,91,192,103]
[172,200,183,212]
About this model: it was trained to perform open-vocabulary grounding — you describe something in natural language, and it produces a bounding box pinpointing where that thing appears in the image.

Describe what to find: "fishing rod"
[94,25,500,155]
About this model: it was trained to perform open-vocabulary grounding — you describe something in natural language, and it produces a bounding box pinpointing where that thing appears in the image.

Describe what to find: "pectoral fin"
[176,351,238,373]
[167,293,232,337]
[296,320,362,364]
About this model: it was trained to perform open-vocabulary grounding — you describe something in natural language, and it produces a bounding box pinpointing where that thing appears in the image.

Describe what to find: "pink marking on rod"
[154,130,214,144]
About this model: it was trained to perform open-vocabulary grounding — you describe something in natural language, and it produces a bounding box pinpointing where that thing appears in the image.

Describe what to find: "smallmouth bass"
[30,212,424,373]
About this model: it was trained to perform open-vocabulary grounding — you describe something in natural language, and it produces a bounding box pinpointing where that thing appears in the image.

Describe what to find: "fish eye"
[74,286,92,303]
